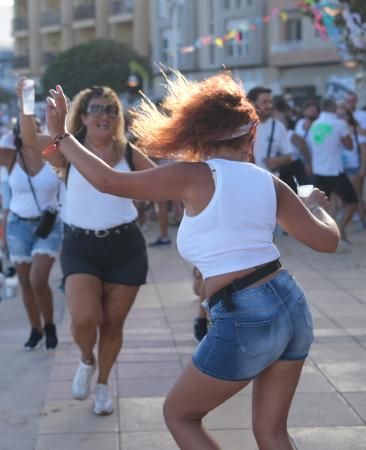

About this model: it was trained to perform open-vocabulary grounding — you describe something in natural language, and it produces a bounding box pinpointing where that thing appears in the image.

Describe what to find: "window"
[235,0,241,7]
[225,19,250,57]
[247,0,252,6]
[223,0,231,9]
[159,0,169,19]
[285,18,302,42]
[209,44,215,65]
[209,0,214,20]
[161,29,172,64]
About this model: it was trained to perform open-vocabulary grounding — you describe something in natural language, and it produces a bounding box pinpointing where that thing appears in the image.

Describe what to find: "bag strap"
[354,127,361,157]
[16,146,42,214]
[266,120,276,158]
[125,142,136,171]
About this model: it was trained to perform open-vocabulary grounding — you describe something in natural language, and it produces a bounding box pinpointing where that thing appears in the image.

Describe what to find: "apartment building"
[151,0,357,102]
[151,0,268,96]
[12,0,150,79]
[267,0,357,103]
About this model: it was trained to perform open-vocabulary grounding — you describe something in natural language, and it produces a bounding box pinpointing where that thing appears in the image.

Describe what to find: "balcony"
[42,52,57,66]
[12,55,29,69]
[40,9,61,27]
[12,16,29,33]
[269,40,340,67]
[271,41,305,54]
[73,4,96,21]
[110,0,134,15]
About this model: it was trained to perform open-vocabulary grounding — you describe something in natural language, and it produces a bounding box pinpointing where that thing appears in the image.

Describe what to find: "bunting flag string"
[177,1,364,59]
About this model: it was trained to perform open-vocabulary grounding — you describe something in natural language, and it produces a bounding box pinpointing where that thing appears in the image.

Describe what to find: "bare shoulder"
[156,160,210,178]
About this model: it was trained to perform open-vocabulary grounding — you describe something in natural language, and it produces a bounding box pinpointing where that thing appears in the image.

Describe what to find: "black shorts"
[313,173,358,204]
[61,221,148,285]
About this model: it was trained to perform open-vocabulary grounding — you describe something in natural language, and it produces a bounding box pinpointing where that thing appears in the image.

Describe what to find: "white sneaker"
[72,360,95,400]
[93,384,113,415]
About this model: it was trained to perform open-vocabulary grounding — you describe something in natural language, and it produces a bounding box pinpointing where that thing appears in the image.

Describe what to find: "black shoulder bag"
[15,142,57,239]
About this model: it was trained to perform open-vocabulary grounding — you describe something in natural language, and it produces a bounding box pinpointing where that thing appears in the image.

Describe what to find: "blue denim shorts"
[192,270,314,381]
[6,211,63,264]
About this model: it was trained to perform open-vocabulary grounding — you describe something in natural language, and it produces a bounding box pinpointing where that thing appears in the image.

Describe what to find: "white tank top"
[176,159,280,279]
[65,158,138,229]
[9,162,60,218]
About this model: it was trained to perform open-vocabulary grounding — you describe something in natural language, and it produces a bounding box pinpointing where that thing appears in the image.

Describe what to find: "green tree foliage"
[42,39,150,98]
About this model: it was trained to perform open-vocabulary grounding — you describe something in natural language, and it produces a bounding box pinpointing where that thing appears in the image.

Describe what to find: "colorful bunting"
[173,3,356,59]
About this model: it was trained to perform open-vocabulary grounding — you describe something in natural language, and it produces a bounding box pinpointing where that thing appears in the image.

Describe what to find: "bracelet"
[54,132,71,145]
[41,132,70,157]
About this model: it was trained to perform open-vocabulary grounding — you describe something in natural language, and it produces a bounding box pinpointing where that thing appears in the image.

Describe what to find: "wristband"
[41,132,70,157]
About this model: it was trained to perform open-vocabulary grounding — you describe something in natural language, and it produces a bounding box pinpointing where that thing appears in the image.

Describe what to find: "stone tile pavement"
[2,225,366,450]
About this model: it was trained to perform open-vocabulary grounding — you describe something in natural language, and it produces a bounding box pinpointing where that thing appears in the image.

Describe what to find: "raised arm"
[16,80,66,168]
[274,177,339,253]
[0,147,16,170]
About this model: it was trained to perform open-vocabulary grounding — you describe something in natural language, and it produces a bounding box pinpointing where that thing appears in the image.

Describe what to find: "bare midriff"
[204,263,282,299]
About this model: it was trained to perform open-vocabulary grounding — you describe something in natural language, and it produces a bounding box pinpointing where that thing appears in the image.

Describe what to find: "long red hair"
[130,71,259,161]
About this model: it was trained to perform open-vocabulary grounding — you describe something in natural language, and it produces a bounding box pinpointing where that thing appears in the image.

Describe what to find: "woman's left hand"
[302,188,329,211]
[46,85,69,139]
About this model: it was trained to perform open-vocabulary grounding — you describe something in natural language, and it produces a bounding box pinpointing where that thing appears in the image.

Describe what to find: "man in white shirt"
[344,92,366,131]
[247,87,292,175]
[309,98,357,241]
[295,100,320,142]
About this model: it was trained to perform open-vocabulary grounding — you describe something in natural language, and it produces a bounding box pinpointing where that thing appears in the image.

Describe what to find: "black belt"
[208,259,282,311]
[11,212,40,222]
[64,221,137,238]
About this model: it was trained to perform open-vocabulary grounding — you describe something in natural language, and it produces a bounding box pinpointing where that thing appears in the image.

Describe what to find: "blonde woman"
[20,85,154,416]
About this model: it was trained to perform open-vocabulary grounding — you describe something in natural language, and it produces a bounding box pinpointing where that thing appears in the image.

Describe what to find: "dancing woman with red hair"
[45,72,339,450]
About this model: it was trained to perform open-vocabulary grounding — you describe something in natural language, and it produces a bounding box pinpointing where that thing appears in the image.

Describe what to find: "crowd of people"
[0,71,364,448]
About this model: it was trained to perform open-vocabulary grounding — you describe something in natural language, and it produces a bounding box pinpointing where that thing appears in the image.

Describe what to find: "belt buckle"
[94,229,110,238]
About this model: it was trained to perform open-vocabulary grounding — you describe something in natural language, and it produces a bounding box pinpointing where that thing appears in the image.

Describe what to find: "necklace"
[85,138,114,161]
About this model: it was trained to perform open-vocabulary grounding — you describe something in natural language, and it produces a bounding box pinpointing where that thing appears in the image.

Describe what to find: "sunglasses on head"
[86,104,119,118]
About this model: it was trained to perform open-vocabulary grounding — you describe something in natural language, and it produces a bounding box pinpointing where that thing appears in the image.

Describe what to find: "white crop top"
[176,159,280,279]
[65,158,138,229]
[9,162,60,218]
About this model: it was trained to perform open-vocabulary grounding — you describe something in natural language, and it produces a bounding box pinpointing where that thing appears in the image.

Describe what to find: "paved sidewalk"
[3,226,366,450]
[0,264,65,450]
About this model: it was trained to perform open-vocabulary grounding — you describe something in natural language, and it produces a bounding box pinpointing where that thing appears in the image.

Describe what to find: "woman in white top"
[46,74,339,450]
[20,85,154,417]
[0,92,62,352]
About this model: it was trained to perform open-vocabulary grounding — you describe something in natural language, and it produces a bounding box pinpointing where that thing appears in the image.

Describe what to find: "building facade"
[12,0,150,79]
[267,0,357,104]
[151,0,358,103]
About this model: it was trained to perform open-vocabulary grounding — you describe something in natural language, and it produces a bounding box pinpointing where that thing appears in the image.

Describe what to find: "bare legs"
[66,273,139,383]
[163,359,305,450]
[16,254,55,332]
[98,283,139,384]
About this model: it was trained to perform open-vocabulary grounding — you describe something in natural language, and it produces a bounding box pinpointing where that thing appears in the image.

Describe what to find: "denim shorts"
[192,270,314,381]
[6,211,63,264]
[344,167,360,177]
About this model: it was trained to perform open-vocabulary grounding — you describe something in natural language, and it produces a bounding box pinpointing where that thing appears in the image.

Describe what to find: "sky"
[0,1,13,48]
